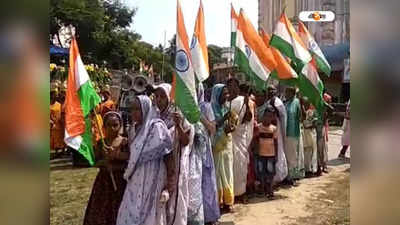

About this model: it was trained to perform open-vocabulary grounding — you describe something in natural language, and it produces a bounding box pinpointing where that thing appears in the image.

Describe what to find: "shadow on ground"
[327,157,350,166]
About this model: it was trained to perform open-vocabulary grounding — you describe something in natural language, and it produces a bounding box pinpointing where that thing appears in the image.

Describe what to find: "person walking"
[339,100,350,158]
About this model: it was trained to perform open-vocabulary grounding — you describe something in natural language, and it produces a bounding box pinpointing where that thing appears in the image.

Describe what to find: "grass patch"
[50,168,98,225]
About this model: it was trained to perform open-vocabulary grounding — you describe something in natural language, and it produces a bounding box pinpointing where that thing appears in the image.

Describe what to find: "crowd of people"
[50,78,350,225]
[50,81,117,160]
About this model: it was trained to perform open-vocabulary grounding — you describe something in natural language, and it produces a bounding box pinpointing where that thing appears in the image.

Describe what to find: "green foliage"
[50,1,223,84]
[50,0,138,68]
[207,44,223,70]
[50,0,176,82]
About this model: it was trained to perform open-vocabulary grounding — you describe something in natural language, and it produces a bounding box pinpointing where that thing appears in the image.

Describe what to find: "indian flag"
[64,38,101,166]
[270,12,324,113]
[191,0,209,82]
[260,29,298,80]
[270,12,312,68]
[300,58,325,111]
[234,9,277,91]
[174,0,200,124]
[298,21,331,76]
[230,4,238,47]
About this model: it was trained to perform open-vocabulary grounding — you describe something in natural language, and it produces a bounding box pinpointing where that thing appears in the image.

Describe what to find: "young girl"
[256,105,278,199]
[83,111,129,225]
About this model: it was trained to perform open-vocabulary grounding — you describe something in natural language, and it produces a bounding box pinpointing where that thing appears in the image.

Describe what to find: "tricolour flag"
[298,21,331,76]
[234,9,277,91]
[260,29,298,80]
[270,12,325,113]
[270,12,312,68]
[191,0,209,82]
[230,4,238,47]
[300,58,325,111]
[64,38,101,166]
[174,0,200,123]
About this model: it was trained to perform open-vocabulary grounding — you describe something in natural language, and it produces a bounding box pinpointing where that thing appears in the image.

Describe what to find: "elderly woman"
[116,95,173,225]
[187,83,220,225]
[153,83,194,225]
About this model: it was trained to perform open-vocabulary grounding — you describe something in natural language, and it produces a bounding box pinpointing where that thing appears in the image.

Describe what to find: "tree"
[50,0,139,68]
[162,34,177,82]
[207,44,223,70]
[165,34,177,66]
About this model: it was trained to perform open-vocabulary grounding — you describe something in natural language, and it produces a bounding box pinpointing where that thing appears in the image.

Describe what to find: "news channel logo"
[299,11,335,22]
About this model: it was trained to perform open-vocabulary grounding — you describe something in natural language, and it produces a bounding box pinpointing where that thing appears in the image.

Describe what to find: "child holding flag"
[84,111,129,225]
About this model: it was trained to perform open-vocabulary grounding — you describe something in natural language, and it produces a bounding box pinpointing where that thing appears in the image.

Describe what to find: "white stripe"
[231,19,237,32]
[293,38,311,63]
[191,35,209,82]
[301,62,322,90]
[64,129,82,150]
[176,36,198,104]
[307,37,330,70]
[75,55,90,90]
[236,30,270,81]
[273,21,292,48]
[274,21,311,63]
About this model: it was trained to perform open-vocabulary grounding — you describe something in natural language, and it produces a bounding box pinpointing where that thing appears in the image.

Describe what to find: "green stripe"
[231,32,236,47]
[270,35,296,61]
[298,73,324,113]
[314,53,331,77]
[78,117,95,166]
[77,81,100,166]
[78,81,101,117]
[294,60,325,115]
[271,64,325,115]
[317,79,324,94]
[234,47,267,92]
[175,74,200,124]
[270,35,306,70]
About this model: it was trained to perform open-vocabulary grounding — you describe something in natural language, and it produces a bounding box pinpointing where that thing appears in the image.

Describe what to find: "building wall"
[259,0,349,45]
[259,0,297,34]
[258,0,350,102]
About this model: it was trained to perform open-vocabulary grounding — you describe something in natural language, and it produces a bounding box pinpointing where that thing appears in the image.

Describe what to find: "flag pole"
[161,30,166,82]
[230,3,233,67]
[93,107,118,192]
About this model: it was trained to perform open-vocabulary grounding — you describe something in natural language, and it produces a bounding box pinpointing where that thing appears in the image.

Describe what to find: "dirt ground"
[219,164,350,225]
[50,130,350,225]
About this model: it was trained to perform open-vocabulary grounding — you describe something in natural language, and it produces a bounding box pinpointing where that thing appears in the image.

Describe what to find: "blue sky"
[124,0,259,47]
